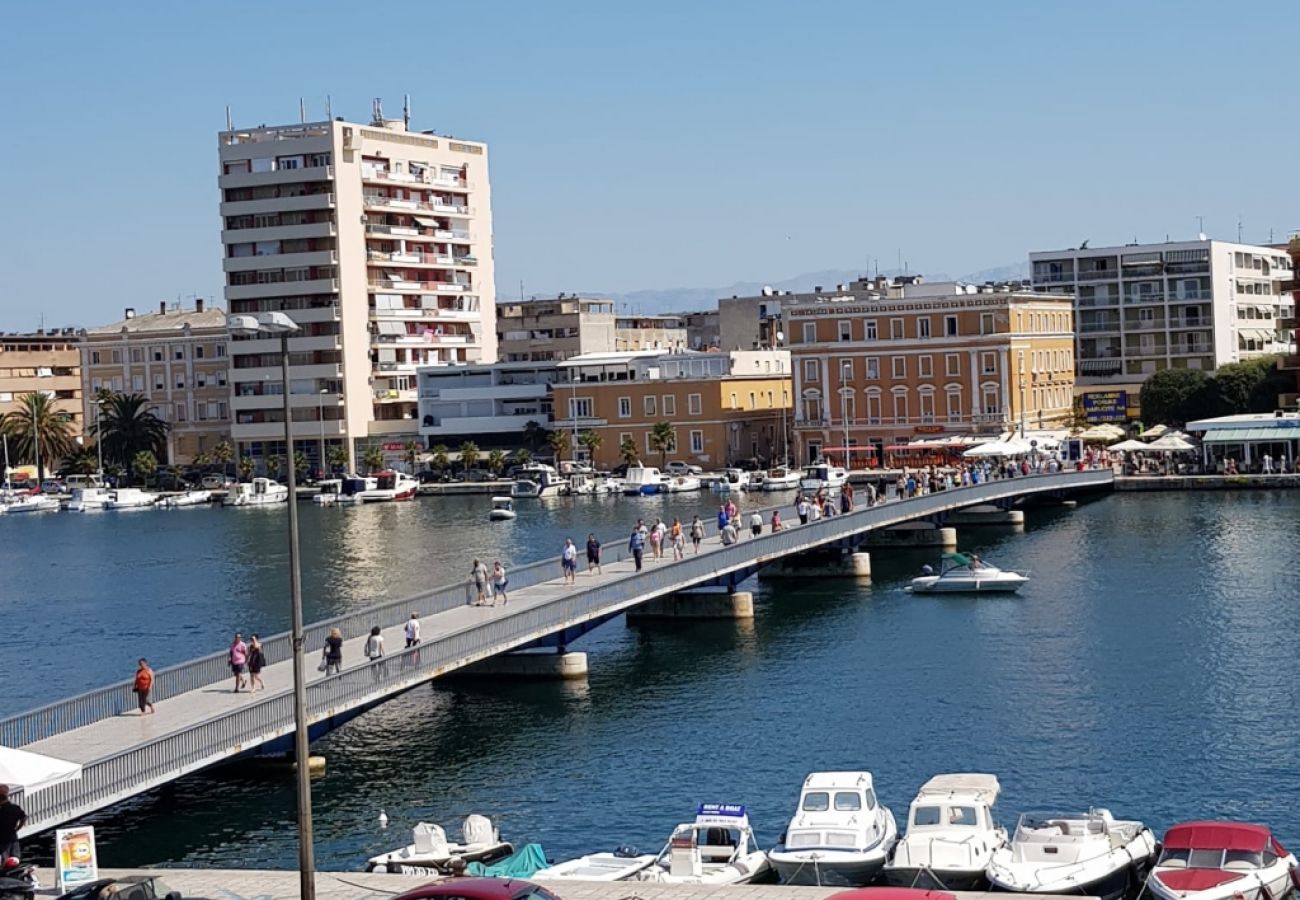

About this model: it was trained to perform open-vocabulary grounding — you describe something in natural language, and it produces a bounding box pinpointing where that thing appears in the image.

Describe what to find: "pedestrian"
[628,523,646,571]
[689,515,705,553]
[0,785,25,863]
[404,612,421,647]
[1263,453,1274,474]
[717,504,730,538]
[561,538,578,584]
[492,560,508,604]
[471,558,489,606]
[323,627,343,676]
[364,625,385,662]
[228,633,248,692]
[771,509,783,532]
[749,510,763,537]
[670,517,685,560]
[248,634,266,692]
[585,532,602,574]
[648,518,663,561]
[796,495,810,525]
[725,498,738,522]
[721,519,738,546]
[132,658,155,715]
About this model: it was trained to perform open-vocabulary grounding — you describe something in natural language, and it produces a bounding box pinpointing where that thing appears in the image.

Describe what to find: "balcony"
[419,413,541,436]
[373,388,419,402]
[230,362,343,383]
[223,250,337,273]
[1077,294,1120,308]
[368,277,469,293]
[360,167,474,190]
[371,305,477,322]
[1078,359,1123,376]
[1167,317,1209,330]
[1032,271,1074,284]
[219,193,335,217]
[367,250,458,268]
[1123,291,1164,304]
[221,221,337,244]
[1124,318,1167,331]
[1078,321,1120,333]
[1079,269,1119,282]
[225,277,338,301]
[1169,289,1212,302]
[219,165,333,190]
[373,333,470,346]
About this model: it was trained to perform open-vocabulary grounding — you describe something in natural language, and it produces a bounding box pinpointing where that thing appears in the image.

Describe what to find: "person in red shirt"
[133,658,155,715]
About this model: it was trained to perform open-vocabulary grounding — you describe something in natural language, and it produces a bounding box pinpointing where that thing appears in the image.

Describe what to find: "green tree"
[512,447,533,466]
[211,440,234,465]
[327,443,349,474]
[191,451,211,467]
[1207,357,1289,416]
[430,444,450,472]
[67,446,100,476]
[487,448,507,476]
[132,450,158,486]
[648,422,676,467]
[522,420,546,451]
[1,392,75,482]
[265,455,282,481]
[293,450,310,481]
[459,440,480,472]
[362,444,385,474]
[238,456,256,482]
[619,436,640,467]
[97,393,169,468]
[404,439,421,473]
[578,430,602,464]
[1139,369,1210,426]
[547,428,571,461]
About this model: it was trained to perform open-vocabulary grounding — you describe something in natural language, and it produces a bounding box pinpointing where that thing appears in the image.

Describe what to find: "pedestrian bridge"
[6,469,1112,836]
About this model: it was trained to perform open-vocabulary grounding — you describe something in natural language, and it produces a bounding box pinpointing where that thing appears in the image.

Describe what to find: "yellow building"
[0,329,84,444]
[553,350,792,469]
[787,278,1075,464]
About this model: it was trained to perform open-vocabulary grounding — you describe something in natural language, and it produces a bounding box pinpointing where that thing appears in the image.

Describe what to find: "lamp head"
[226,314,261,336]
[255,311,301,334]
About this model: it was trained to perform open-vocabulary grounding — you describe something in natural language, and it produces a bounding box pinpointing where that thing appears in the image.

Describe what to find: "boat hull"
[909,575,1027,593]
[771,853,886,887]
[1148,864,1297,900]
[988,856,1149,900]
[882,866,989,891]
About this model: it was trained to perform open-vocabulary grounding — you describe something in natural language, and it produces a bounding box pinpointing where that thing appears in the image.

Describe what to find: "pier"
[5,470,1112,838]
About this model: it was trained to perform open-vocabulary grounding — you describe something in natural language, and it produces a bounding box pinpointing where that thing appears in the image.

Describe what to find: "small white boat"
[511,464,568,499]
[985,809,1158,900]
[535,848,657,882]
[598,476,624,494]
[799,463,848,493]
[636,804,770,885]
[1148,821,1299,900]
[366,815,513,875]
[103,488,159,510]
[770,772,898,886]
[623,465,664,496]
[884,773,1006,890]
[359,470,418,502]
[909,552,1028,594]
[760,466,801,491]
[712,468,751,492]
[488,496,517,521]
[160,489,213,508]
[222,478,289,507]
[336,474,378,504]
[568,472,598,495]
[67,486,113,512]
[663,475,701,493]
[313,479,342,505]
[1,493,61,514]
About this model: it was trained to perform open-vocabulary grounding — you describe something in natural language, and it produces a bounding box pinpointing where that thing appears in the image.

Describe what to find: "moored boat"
[635,804,769,884]
[103,488,159,510]
[623,466,664,496]
[365,815,513,875]
[359,470,418,502]
[1,492,61,514]
[535,847,657,882]
[883,773,1006,890]
[663,474,701,493]
[800,463,848,494]
[760,466,801,491]
[511,464,567,499]
[908,553,1028,594]
[160,489,213,508]
[222,478,289,507]
[1147,821,1299,900]
[313,479,342,505]
[67,486,113,512]
[771,772,897,886]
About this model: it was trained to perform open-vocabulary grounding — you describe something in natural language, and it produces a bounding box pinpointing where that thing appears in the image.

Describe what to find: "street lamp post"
[318,389,328,478]
[1017,350,1027,438]
[94,399,105,481]
[227,312,314,900]
[841,361,852,471]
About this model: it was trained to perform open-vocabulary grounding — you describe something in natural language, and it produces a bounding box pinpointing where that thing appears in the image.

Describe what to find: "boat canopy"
[467,843,546,878]
[916,773,1000,803]
[1163,821,1280,854]
[943,552,973,565]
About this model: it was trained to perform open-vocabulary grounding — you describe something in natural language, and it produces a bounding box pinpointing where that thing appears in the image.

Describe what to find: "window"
[982,386,999,415]
[839,358,854,381]
[663,395,676,416]
[90,351,100,365]
[175,376,185,389]
[152,347,163,362]
[980,313,995,335]
[802,322,816,343]
[892,392,909,422]
[131,375,143,391]
[865,392,881,423]
[865,357,880,379]
[195,345,205,359]
[689,430,704,453]
[619,432,632,450]
[617,397,632,418]
[729,392,738,409]
[130,348,143,363]
[944,315,958,336]
[834,792,862,811]
[174,403,187,422]
[802,792,830,812]
[865,320,878,340]
[919,391,935,422]
[945,353,960,376]
[891,356,906,378]
[216,372,227,387]
[890,318,904,339]
[174,347,184,360]
[918,355,933,378]
[838,320,852,342]
[803,359,820,382]
[688,393,702,415]
[918,317,932,339]
[110,349,122,364]
[946,388,962,421]
[153,375,164,391]
[748,391,756,409]
[196,373,207,388]
[216,344,227,358]
[913,806,942,827]
[981,352,996,375]
[643,395,656,416]
[569,397,592,418]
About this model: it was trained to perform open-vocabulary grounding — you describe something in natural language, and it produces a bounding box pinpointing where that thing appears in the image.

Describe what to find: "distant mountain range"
[520,263,1030,314]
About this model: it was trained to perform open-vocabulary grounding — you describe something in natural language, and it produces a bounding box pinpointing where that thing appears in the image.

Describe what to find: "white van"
[64,474,106,490]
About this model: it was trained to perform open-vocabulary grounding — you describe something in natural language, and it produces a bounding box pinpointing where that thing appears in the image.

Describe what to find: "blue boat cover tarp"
[467,843,547,877]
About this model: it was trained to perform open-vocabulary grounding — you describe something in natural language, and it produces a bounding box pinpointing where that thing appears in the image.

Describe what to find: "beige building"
[788,278,1075,465]
[80,302,230,463]
[0,330,83,445]
[218,103,495,469]
[496,295,616,362]
[614,314,688,352]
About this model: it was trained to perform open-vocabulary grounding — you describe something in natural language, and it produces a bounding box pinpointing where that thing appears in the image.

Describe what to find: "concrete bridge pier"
[759,549,871,580]
[461,650,589,680]
[626,586,755,622]
[948,504,1026,527]
[862,521,957,549]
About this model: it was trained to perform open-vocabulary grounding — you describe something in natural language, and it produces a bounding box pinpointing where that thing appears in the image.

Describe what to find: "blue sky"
[1,0,1297,330]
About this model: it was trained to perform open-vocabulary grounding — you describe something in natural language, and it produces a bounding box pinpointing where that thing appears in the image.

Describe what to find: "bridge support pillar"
[760,549,871,580]
[627,587,755,622]
[948,505,1026,527]
[461,650,589,680]
[862,522,957,549]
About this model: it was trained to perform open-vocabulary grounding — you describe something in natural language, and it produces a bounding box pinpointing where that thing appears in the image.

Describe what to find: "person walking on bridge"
[628,523,646,571]
[471,559,490,606]
[247,635,266,692]
[228,633,248,693]
[492,560,509,604]
[323,627,344,676]
[585,533,602,575]
[561,538,578,585]
[404,612,421,647]
[132,658,155,715]
[689,515,705,553]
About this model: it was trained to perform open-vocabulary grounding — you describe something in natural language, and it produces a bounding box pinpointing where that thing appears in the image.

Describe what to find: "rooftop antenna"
[1237,217,1243,243]
[372,97,383,124]
[299,98,306,124]
[1197,215,1204,235]
[326,94,332,119]
[519,280,525,301]
[225,105,232,131]
[403,94,411,129]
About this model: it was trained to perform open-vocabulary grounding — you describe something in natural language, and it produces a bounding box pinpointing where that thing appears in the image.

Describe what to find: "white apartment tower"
[217,106,495,469]
[1030,239,1294,400]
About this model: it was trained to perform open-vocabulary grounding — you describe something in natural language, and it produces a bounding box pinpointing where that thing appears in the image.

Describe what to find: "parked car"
[454,468,492,482]
[40,479,66,494]
[200,474,234,490]
[417,470,448,484]
[393,877,560,900]
[664,461,703,476]
[151,472,194,492]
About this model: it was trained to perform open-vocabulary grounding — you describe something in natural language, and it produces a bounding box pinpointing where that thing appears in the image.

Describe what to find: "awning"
[412,215,440,227]
[1238,327,1275,340]
[818,446,877,455]
[1203,428,1300,443]
[0,745,83,795]
[376,321,405,335]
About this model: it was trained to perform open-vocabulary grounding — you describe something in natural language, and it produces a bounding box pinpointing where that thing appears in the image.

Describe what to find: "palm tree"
[238,456,256,482]
[619,436,640,467]
[211,439,235,477]
[403,440,422,474]
[512,447,532,466]
[430,444,450,473]
[266,455,282,480]
[67,446,99,476]
[293,450,310,481]
[362,444,385,474]
[547,429,571,462]
[487,449,507,476]
[1,392,75,482]
[522,420,546,451]
[578,430,602,465]
[132,450,158,487]
[191,451,211,467]
[648,422,676,468]
[327,443,349,474]
[97,393,169,469]
[459,440,480,473]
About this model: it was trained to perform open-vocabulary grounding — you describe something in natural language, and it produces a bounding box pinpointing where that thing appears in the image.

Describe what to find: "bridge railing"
[17,469,1112,834]
[0,469,1111,749]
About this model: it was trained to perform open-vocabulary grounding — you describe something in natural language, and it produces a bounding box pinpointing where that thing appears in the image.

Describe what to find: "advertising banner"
[55,826,98,891]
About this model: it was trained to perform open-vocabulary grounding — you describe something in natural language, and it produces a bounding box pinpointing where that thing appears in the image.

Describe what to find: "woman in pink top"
[229,633,249,692]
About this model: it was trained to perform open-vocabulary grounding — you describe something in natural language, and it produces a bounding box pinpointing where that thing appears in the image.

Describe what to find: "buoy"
[379,810,389,829]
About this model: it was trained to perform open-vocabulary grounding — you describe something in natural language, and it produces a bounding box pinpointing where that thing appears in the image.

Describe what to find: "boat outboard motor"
[0,857,37,900]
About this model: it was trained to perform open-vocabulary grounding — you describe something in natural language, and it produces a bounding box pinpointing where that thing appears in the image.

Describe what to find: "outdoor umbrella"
[1108,439,1150,452]
[1147,434,1196,452]
[0,745,82,795]
[1140,424,1168,440]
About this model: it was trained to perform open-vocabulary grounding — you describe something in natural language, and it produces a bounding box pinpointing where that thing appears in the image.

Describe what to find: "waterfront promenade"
[9,470,1111,838]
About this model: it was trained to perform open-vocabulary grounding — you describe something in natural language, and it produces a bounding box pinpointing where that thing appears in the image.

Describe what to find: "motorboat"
[313,479,342,505]
[569,472,598,495]
[535,847,657,882]
[760,466,801,491]
[222,478,289,507]
[365,815,514,875]
[635,804,770,885]
[1147,821,1299,900]
[67,486,113,512]
[712,468,751,492]
[102,488,159,510]
[623,465,664,496]
[160,489,213,508]
[800,463,849,493]
[909,553,1029,594]
[599,477,624,494]
[511,464,568,499]
[663,474,702,493]
[884,773,1006,890]
[985,809,1158,900]
[360,470,418,502]
[1,492,61,514]
[488,496,517,521]
[771,772,898,886]
[337,474,378,504]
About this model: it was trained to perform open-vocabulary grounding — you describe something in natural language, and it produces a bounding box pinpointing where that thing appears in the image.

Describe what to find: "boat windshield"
[1159,848,1266,869]
[913,805,979,827]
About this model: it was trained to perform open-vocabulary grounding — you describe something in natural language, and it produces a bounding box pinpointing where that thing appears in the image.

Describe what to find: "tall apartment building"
[788,279,1075,465]
[217,107,495,469]
[417,361,563,448]
[0,330,83,446]
[1030,239,1295,416]
[79,301,230,463]
[1282,235,1300,406]
[495,296,616,362]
